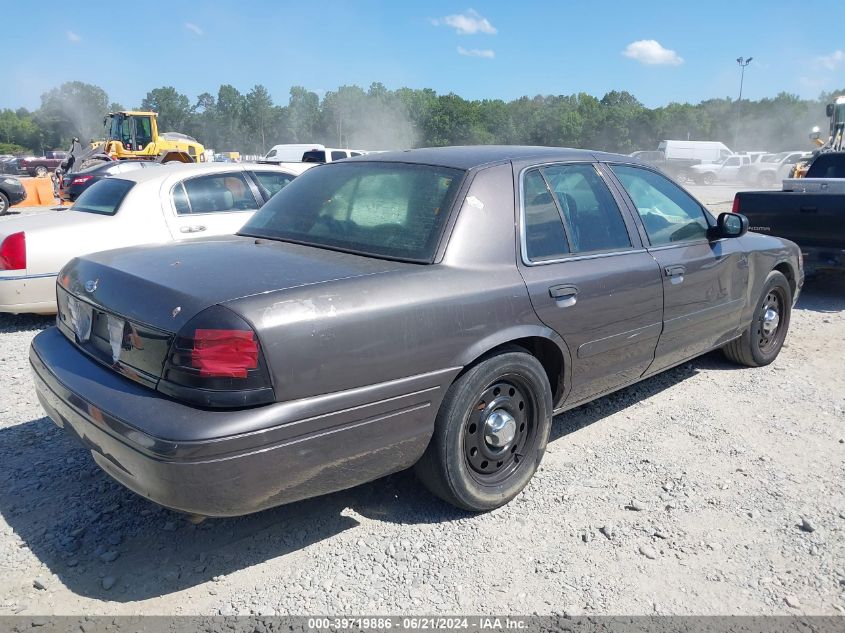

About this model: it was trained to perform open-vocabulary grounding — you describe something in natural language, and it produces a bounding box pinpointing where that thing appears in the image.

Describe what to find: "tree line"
[1,80,842,157]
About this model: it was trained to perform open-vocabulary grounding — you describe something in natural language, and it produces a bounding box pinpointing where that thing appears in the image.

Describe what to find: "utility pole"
[735,56,753,150]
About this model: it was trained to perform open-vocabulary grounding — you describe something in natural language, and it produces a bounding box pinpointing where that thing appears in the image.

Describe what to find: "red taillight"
[731,195,740,213]
[71,175,94,185]
[0,232,26,271]
[160,305,274,407]
[190,329,258,378]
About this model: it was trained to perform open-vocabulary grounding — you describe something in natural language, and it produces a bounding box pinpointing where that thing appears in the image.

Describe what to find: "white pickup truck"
[690,154,753,185]
[746,151,812,187]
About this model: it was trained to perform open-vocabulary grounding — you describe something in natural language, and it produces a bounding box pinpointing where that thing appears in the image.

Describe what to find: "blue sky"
[4,0,844,111]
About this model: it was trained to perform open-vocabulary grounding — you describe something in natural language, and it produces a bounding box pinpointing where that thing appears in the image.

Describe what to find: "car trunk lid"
[57,235,404,387]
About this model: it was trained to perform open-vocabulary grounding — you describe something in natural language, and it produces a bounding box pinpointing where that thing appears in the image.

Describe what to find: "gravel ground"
[1,193,843,616]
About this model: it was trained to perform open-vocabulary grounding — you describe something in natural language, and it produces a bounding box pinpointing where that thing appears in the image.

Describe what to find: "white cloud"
[184,22,204,36]
[66,31,81,43]
[457,46,494,59]
[814,49,844,71]
[433,9,497,35]
[622,39,683,66]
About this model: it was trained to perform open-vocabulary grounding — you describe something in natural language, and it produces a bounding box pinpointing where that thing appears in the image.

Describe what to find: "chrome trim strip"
[0,272,58,282]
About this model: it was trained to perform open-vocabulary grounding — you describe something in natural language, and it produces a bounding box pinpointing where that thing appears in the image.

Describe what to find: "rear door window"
[522,168,570,261]
[540,164,632,253]
[249,171,296,200]
[611,165,710,246]
[177,173,260,215]
[806,154,845,178]
[73,178,134,216]
[330,150,348,161]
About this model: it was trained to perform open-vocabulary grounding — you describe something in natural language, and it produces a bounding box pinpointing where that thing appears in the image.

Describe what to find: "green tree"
[37,81,110,147]
[215,84,246,150]
[245,84,274,154]
[140,86,192,132]
[286,86,320,143]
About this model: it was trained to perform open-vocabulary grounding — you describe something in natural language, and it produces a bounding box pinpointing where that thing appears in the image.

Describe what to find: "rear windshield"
[72,178,134,216]
[240,162,464,262]
[806,153,845,179]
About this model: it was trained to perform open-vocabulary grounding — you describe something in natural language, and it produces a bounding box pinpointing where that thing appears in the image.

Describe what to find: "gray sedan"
[30,146,803,516]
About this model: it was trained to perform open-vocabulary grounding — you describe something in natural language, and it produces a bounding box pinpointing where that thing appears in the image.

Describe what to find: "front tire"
[415,350,553,511]
[723,270,792,367]
[0,191,9,215]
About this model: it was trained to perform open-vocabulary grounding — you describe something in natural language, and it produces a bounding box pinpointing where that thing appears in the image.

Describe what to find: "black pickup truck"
[733,152,845,274]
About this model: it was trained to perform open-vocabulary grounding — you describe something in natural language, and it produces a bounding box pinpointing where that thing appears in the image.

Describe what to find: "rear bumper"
[30,327,450,517]
[0,274,58,314]
[800,246,845,275]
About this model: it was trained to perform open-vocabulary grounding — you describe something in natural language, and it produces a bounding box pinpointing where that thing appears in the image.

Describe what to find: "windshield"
[72,178,134,216]
[240,162,465,262]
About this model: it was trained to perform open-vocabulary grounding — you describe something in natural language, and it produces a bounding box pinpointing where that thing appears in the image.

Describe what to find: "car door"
[718,156,742,182]
[607,164,748,375]
[515,162,664,406]
[165,170,264,240]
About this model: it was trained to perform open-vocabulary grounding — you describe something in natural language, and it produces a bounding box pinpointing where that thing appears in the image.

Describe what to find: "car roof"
[345,145,628,170]
[103,162,309,184]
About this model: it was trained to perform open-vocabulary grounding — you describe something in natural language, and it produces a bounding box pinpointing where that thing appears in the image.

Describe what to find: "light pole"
[735,56,753,149]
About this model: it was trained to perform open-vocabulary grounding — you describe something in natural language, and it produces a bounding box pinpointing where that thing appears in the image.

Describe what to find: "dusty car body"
[30,146,803,517]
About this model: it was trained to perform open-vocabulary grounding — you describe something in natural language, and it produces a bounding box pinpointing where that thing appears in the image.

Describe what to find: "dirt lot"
[0,267,843,616]
[1,181,842,617]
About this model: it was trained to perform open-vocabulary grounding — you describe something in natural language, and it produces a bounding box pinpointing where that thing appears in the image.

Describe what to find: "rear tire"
[702,172,716,185]
[34,166,48,177]
[0,192,9,215]
[723,270,791,367]
[415,350,553,511]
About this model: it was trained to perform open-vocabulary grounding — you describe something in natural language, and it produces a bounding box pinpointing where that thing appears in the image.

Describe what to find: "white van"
[301,148,367,163]
[658,140,733,163]
[263,143,325,163]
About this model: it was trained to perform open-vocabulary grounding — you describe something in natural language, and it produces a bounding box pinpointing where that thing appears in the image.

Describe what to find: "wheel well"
[774,262,796,296]
[467,337,565,403]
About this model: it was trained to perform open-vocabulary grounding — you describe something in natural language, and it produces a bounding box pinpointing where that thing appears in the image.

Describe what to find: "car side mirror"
[712,212,748,239]
[826,103,835,117]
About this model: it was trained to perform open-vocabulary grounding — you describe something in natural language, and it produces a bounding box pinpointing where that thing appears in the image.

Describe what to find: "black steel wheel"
[462,377,537,485]
[756,287,787,355]
[723,270,792,367]
[415,349,553,511]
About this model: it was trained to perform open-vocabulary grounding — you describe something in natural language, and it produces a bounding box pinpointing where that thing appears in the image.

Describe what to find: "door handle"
[549,284,578,307]
[180,225,207,233]
[664,265,686,278]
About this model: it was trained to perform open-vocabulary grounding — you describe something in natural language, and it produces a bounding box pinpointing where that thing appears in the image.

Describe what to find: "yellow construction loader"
[61,111,206,174]
[793,95,845,177]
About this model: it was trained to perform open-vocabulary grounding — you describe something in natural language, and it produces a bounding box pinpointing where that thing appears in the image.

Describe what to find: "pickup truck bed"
[734,191,845,273]
[734,151,845,274]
